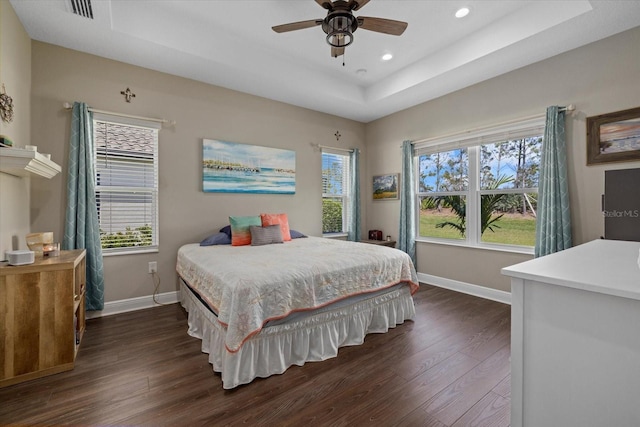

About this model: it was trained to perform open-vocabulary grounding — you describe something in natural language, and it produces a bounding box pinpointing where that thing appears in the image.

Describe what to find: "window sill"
[323,233,348,239]
[416,237,534,256]
[102,247,159,257]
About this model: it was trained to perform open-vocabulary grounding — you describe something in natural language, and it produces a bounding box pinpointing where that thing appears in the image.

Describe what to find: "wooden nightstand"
[361,239,396,248]
[0,249,86,388]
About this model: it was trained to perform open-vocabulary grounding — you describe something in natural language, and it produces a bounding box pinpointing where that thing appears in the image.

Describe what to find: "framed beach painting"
[587,106,640,165]
[202,139,295,194]
[373,173,399,200]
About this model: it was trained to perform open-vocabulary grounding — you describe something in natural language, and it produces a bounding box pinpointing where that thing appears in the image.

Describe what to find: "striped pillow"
[229,215,262,246]
[250,225,284,246]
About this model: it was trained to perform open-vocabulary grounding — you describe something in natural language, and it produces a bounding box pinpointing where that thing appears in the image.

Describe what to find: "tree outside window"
[417,135,542,248]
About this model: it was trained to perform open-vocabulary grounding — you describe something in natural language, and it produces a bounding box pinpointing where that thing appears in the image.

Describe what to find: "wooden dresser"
[0,249,86,388]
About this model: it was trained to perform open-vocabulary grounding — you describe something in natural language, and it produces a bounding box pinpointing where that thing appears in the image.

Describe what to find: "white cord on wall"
[151,272,170,306]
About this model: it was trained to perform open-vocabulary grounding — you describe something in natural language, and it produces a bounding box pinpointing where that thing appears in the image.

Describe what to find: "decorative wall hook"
[334,131,341,141]
[120,87,136,103]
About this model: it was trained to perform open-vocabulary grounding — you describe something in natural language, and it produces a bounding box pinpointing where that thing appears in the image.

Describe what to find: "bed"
[176,236,418,389]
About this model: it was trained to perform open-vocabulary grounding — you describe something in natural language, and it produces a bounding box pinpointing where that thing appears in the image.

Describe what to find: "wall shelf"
[0,147,61,179]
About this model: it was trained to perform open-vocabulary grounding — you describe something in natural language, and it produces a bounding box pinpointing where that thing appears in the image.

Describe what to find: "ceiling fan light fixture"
[323,12,357,47]
[327,30,353,47]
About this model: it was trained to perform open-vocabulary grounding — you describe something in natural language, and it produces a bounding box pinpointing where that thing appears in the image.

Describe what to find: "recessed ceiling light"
[382,53,393,61]
[455,7,470,18]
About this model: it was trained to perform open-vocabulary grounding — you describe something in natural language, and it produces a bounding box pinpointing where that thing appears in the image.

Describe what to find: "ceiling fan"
[272,0,408,58]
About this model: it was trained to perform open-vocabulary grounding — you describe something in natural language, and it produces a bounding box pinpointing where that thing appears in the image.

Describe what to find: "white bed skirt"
[179,280,416,389]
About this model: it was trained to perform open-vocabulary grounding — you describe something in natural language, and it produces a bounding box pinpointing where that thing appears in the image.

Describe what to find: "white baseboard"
[418,273,511,305]
[86,291,179,319]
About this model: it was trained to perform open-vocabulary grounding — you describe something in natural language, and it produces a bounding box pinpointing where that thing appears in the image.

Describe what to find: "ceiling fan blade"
[349,0,370,11]
[357,17,408,36]
[272,19,323,33]
[315,0,333,10]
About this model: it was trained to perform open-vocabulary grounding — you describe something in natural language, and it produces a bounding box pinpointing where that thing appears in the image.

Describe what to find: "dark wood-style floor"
[0,284,511,426]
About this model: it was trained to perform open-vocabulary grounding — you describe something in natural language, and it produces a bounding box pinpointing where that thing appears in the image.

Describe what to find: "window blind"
[321,151,350,196]
[94,116,159,252]
[415,116,546,156]
[321,150,351,233]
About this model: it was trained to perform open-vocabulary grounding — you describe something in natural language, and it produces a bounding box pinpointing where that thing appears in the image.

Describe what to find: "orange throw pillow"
[260,213,291,241]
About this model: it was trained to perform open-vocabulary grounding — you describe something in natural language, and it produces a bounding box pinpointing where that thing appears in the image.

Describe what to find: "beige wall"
[7,5,640,300]
[29,42,366,303]
[0,0,31,257]
[366,26,640,292]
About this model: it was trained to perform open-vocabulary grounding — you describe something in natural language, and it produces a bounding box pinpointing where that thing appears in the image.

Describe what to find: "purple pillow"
[219,225,232,238]
[290,229,307,239]
[200,232,231,246]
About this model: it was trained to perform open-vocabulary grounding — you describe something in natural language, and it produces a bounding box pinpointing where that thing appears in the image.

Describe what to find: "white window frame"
[414,116,545,254]
[93,113,160,256]
[321,148,351,237]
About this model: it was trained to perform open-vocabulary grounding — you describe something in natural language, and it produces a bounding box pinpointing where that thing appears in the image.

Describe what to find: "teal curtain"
[348,148,361,241]
[398,140,416,265]
[63,102,105,311]
[535,106,572,257]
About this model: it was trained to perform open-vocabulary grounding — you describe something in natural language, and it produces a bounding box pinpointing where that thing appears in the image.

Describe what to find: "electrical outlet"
[148,261,157,274]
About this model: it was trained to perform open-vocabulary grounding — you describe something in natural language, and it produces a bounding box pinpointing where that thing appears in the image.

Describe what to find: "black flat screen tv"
[603,168,640,242]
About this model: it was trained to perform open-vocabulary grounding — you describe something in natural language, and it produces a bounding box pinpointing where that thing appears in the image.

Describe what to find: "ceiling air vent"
[69,0,93,19]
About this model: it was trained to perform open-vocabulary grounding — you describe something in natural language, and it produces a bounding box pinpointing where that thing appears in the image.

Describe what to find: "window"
[418,148,469,241]
[322,149,351,234]
[416,117,544,249]
[93,114,159,254]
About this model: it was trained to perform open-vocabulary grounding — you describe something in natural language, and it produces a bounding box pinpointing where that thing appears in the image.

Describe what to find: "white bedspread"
[176,237,418,353]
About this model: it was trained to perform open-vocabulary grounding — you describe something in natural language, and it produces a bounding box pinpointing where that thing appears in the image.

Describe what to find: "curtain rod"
[63,102,176,126]
[314,144,354,153]
[409,104,575,146]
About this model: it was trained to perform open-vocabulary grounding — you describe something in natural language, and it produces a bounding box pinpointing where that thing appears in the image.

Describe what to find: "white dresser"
[502,239,640,427]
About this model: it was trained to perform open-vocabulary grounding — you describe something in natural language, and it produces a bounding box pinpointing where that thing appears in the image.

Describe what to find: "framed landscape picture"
[202,139,295,194]
[587,106,640,165]
[373,173,399,200]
